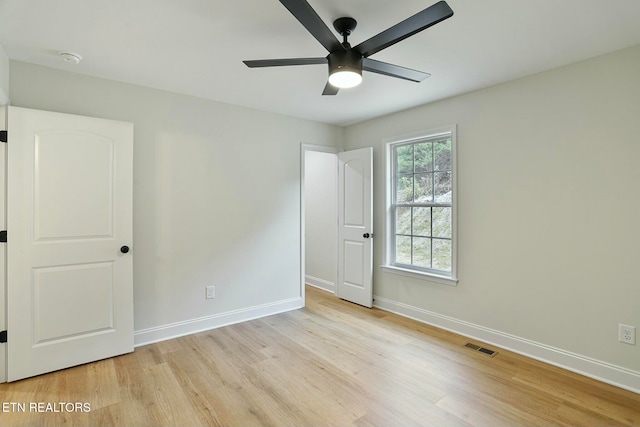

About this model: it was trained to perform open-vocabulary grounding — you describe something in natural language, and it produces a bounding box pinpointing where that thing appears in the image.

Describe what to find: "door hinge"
[0,330,6,343]
[0,230,6,242]
[0,130,6,143]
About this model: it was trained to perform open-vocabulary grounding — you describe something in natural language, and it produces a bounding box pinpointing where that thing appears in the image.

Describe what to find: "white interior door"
[7,106,134,382]
[0,107,7,383]
[337,147,373,307]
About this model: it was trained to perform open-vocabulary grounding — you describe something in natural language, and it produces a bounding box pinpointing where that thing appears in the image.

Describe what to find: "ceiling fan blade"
[322,82,339,96]
[279,0,344,53]
[354,1,453,58]
[363,58,430,82]
[243,57,327,67]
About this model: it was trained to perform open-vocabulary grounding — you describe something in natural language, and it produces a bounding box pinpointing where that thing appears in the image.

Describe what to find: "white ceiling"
[1,0,640,126]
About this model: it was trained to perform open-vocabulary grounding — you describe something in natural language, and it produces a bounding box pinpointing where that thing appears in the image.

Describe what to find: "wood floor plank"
[1,285,639,426]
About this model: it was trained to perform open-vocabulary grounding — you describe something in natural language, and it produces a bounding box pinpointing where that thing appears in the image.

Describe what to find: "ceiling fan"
[243,0,454,95]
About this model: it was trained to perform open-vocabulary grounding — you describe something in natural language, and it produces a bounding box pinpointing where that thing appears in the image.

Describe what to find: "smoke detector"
[59,52,82,64]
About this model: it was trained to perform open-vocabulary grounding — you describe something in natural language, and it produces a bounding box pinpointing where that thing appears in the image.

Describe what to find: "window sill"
[380,265,458,287]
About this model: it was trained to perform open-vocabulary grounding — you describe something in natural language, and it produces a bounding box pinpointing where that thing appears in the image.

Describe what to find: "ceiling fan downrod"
[333,17,357,48]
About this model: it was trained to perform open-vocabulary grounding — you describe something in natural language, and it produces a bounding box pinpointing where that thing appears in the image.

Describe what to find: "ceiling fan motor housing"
[327,49,363,76]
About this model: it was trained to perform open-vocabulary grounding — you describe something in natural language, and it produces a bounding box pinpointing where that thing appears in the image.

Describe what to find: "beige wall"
[344,45,640,386]
[0,44,8,105]
[9,61,342,344]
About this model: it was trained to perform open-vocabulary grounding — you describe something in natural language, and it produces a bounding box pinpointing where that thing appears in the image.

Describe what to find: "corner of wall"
[338,125,347,152]
[0,44,9,105]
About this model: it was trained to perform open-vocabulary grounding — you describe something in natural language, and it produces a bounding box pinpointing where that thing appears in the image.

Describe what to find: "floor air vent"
[464,342,497,357]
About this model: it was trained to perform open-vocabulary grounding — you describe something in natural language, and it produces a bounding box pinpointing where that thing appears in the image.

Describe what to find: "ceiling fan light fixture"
[328,69,362,89]
[327,50,363,89]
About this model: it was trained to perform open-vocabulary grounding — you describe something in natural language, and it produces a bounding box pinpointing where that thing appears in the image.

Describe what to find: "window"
[385,126,457,283]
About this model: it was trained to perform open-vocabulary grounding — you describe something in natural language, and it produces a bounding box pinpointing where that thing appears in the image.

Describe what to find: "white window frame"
[382,125,458,286]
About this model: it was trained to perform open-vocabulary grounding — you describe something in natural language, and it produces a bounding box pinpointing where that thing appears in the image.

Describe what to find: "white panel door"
[7,106,133,382]
[0,106,7,383]
[337,148,373,307]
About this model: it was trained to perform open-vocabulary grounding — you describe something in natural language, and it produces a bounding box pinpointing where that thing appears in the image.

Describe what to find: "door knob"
[363,233,370,239]
[120,245,130,254]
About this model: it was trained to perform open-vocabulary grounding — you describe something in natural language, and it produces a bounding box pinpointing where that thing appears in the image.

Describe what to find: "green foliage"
[395,138,452,204]
[414,142,433,172]
[396,145,413,174]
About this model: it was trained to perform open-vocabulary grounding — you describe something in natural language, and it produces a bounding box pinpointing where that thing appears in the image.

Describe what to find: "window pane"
[413,142,433,173]
[389,131,454,278]
[396,145,413,174]
[396,207,411,235]
[412,207,431,237]
[396,175,414,203]
[414,173,433,203]
[434,139,452,171]
[432,207,451,238]
[413,237,431,268]
[396,235,412,264]
[434,171,452,203]
[432,239,452,271]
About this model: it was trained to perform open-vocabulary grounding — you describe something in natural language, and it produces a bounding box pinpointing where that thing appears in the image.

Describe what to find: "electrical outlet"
[619,324,636,345]
[206,286,215,299]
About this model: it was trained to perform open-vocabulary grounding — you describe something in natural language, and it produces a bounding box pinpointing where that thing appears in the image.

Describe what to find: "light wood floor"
[1,285,639,426]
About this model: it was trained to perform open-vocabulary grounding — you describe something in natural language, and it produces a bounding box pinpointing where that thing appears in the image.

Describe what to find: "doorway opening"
[300,144,339,306]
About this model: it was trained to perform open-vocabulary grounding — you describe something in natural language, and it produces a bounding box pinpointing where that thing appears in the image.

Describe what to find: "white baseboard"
[305,275,335,293]
[134,297,303,347]
[373,295,640,394]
